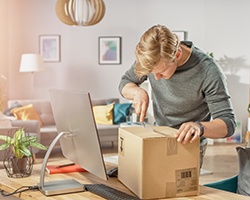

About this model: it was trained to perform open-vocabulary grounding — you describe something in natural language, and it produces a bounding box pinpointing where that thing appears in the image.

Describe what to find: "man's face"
[151,60,177,80]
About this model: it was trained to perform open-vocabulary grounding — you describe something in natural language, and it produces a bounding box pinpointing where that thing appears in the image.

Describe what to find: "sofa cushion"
[113,103,132,124]
[97,124,120,143]
[93,104,114,125]
[11,104,43,126]
[40,125,58,134]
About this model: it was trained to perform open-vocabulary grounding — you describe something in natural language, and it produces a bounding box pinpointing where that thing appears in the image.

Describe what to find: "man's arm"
[175,119,228,144]
[176,60,236,144]
[119,63,149,122]
[121,83,149,122]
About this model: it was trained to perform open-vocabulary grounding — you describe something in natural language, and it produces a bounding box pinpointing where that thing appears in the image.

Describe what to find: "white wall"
[1,0,250,134]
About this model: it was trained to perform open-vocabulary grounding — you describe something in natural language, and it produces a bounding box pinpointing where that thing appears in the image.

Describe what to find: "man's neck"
[178,45,192,66]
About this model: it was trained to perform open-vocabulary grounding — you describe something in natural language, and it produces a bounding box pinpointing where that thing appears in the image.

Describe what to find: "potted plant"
[0,128,47,178]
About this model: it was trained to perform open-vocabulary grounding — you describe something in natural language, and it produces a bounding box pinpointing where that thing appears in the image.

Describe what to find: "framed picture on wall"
[98,36,121,64]
[39,35,61,62]
[172,31,188,41]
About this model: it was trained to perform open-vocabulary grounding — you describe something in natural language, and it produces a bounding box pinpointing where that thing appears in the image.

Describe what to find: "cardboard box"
[118,126,200,199]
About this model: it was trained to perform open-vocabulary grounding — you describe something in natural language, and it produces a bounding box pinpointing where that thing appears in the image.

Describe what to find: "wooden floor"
[199,142,240,185]
[0,142,242,194]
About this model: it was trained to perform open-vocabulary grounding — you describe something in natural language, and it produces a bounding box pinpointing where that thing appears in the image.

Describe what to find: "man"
[119,24,236,167]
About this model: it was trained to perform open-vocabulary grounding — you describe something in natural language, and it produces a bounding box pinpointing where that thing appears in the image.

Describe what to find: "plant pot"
[11,156,28,174]
[3,155,33,178]
[0,127,47,178]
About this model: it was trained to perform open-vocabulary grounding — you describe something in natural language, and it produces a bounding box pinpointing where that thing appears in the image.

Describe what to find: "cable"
[0,185,39,197]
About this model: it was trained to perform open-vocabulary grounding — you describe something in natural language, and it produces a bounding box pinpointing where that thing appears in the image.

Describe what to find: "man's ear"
[175,48,182,60]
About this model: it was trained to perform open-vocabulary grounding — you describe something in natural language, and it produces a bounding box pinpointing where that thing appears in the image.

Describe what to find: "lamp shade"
[20,54,45,72]
[55,0,105,26]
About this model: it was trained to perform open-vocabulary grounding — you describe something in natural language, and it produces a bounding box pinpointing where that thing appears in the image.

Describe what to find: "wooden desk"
[0,160,249,200]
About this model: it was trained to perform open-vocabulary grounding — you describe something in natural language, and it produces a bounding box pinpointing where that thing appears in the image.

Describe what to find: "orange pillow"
[11,104,43,126]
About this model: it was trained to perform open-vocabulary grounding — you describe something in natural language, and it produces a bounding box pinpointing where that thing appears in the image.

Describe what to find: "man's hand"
[132,88,149,122]
[175,122,202,144]
[121,83,149,122]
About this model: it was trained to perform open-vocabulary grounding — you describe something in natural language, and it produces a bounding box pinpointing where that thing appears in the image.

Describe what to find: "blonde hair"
[135,25,180,78]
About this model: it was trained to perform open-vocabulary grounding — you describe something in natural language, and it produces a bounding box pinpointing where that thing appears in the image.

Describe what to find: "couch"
[6,98,125,148]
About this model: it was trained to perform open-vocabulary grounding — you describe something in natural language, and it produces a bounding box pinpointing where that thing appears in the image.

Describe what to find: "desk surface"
[0,159,249,200]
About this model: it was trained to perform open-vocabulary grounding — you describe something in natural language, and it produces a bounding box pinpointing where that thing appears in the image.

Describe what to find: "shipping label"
[175,168,198,193]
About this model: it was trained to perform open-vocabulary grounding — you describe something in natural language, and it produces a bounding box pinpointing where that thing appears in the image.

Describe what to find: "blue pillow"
[204,175,238,193]
[113,103,132,124]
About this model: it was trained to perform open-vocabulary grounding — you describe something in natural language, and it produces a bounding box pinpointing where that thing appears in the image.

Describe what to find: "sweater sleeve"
[203,62,236,137]
[118,62,147,96]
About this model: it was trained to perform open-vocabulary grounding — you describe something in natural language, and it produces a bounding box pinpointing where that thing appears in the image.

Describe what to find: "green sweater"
[119,42,236,137]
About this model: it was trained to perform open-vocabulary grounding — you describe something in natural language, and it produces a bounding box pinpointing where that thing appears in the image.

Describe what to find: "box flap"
[152,126,177,137]
[119,126,177,139]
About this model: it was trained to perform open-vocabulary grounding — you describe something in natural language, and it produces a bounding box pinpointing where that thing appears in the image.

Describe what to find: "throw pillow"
[11,104,43,126]
[236,146,250,196]
[113,103,132,124]
[93,104,114,125]
[4,101,22,116]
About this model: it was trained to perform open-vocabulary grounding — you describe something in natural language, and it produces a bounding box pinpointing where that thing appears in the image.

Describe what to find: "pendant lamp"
[55,0,105,26]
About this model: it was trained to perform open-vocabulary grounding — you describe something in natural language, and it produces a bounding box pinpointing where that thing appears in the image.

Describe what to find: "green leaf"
[14,128,24,140]
[0,143,10,150]
[29,142,47,150]
[13,147,24,159]
[0,135,7,141]
[0,135,12,143]
[20,136,37,143]
[0,128,47,158]
[19,145,32,157]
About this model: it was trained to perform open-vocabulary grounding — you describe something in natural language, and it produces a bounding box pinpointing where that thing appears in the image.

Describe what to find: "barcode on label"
[176,168,198,193]
[181,170,192,179]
